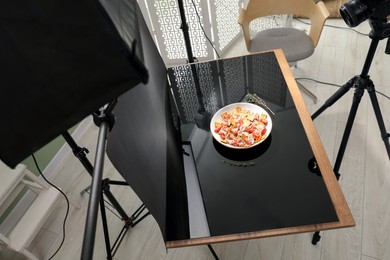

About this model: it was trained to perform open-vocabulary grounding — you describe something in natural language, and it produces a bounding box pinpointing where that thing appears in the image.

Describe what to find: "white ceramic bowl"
[210,102,273,149]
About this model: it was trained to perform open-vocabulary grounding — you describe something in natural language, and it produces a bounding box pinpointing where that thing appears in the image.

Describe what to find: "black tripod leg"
[207,244,219,260]
[100,193,113,260]
[312,231,321,245]
[130,204,150,228]
[367,85,390,158]
[102,179,131,222]
[311,82,364,245]
[312,78,355,120]
[107,180,129,186]
[333,86,364,175]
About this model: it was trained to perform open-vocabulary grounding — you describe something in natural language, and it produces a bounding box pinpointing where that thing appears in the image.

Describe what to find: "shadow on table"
[213,134,272,161]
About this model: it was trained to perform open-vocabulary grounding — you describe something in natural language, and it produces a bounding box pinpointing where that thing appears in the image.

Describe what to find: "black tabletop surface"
[167,52,338,237]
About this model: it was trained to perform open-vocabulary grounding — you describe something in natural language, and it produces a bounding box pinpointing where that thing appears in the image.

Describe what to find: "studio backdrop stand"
[177,1,218,259]
[310,18,390,245]
[177,0,209,127]
[62,100,150,259]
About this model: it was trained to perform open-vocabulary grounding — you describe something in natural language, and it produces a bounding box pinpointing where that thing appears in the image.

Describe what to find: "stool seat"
[249,28,314,62]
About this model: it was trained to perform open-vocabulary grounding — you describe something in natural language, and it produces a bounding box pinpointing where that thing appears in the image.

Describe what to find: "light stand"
[63,100,149,259]
[177,0,213,130]
[177,1,218,259]
[310,18,390,245]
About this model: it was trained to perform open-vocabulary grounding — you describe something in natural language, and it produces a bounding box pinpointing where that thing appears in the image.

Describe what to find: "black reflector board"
[105,4,189,242]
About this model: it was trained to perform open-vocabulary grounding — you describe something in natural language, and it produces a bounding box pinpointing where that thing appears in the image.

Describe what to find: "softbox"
[0,0,148,168]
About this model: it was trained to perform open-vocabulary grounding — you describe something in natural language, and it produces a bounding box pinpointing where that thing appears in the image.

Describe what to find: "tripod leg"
[102,179,131,222]
[312,231,321,245]
[367,85,390,158]
[311,78,355,120]
[100,193,113,260]
[334,86,365,175]
[310,89,363,244]
[80,185,92,195]
[207,244,219,260]
[107,180,129,186]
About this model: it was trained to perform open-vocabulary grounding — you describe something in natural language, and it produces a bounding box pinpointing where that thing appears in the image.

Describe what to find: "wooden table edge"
[273,49,355,227]
[165,220,355,248]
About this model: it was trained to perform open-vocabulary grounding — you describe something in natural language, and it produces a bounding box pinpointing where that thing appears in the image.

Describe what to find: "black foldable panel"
[105,3,189,241]
[0,0,147,168]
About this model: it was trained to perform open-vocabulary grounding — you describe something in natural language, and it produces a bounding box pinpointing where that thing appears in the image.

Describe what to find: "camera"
[340,0,390,27]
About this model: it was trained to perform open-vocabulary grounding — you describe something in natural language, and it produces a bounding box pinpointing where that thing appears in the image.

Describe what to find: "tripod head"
[352,17,390,77]
[368,18,390,39]
[366,18,390,56]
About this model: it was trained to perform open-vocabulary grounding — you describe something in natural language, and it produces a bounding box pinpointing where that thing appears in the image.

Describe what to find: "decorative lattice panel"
[221,58,246,104]
[172,63,216,122]
[249,15,290,32]
[215,0,240,50]
[154,0,208,60]
[196,63,217,113]
[172,66,199,121]
[251,53,286,106]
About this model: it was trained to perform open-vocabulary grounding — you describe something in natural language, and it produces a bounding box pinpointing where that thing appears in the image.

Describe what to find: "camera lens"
[340,0,371,27]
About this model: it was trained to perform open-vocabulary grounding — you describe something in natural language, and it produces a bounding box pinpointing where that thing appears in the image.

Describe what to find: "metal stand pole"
[81,120,109,260]
[177,0,211,131]
[63,102,150,259]
[177,4,219,258]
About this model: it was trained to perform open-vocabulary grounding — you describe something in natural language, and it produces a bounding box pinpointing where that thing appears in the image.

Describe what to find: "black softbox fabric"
[0,0,147,168]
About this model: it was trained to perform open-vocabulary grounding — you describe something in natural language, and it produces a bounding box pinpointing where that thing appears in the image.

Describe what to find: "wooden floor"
[3,19,390,260]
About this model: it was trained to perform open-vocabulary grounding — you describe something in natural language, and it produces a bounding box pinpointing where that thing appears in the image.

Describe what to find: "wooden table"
[165,49,355,248]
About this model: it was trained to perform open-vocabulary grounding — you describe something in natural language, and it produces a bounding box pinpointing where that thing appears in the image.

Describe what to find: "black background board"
[0,0,147,168]
[105,3,189,241]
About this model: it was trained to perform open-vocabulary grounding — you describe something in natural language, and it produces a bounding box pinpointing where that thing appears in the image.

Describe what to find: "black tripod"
[62,100,150,259]
[311,18,390,245]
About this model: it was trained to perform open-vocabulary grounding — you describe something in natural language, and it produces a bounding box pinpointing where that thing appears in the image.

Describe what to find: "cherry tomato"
[230,127,239,136]
[260,118,268,126]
